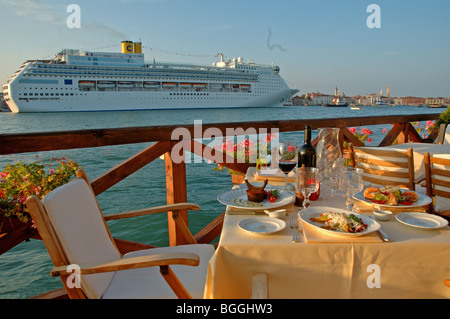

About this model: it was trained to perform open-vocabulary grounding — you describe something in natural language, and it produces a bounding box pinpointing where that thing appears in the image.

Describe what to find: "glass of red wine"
[278,140,298,191]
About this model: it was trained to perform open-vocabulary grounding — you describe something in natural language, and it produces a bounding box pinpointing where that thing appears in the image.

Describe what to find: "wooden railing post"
[165,141,189,246]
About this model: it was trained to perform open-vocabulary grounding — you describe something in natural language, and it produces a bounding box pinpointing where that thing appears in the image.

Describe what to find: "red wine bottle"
[298,125,316,167]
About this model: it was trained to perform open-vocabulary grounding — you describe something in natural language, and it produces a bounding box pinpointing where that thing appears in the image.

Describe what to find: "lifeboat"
[240,84,251,91]
[118,81,135,88]
[78,81,95,88]
[193,83,206,88]
[180,83,192,88]
[162,82,177,88]
[97,81,116,88]
[144,81,160,89]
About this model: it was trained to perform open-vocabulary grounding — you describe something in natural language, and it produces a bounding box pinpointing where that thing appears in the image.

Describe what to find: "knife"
[377,228,392,242]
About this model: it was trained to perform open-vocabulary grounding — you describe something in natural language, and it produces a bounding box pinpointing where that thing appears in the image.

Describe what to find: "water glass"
[340,167,364,211]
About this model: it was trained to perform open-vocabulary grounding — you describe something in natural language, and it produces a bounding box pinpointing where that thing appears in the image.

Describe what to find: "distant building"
[401,96,425,106]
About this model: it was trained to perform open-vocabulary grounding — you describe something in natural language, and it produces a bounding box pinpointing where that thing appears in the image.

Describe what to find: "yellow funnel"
[121,41,133,53]
[134,42,142,54]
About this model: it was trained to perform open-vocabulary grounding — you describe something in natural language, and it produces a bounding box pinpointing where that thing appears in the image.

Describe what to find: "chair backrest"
[27,172,122,299]
[349,144,415,190]
[424,153,450,212]
[444,124,450,145]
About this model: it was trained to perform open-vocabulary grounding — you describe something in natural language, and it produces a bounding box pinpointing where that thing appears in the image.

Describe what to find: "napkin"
[300,221,383,243]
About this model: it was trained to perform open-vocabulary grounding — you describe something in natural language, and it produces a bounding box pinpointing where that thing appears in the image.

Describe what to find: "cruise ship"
[2,41,298,113]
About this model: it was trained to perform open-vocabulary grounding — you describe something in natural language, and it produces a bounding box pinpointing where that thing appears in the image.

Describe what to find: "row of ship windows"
[18,96,251,101]
[27,72,257,82]
[22,93,74,96]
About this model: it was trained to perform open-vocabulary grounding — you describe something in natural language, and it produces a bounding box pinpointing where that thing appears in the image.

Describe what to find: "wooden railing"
[0,113,441,253]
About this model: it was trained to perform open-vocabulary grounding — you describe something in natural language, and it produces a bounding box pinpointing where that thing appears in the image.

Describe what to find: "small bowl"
[373,210,393,221]
[264,209,286,219]
[246,189,265,202]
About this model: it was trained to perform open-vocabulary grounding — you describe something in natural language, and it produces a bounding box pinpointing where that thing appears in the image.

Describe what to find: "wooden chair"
[424,152,450,221]
[348,143,415,190]
[26,170,215,299]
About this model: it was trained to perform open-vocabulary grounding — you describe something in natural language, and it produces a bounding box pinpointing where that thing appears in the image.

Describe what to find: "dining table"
[203,167,450,299]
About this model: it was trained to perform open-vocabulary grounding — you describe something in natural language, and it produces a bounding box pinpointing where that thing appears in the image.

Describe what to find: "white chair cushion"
[42,178,121,299]
[101,244,215,299]
[444,125,450,145]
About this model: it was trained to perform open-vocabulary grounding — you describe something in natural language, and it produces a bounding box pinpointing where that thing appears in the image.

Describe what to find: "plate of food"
[298,207,381,237]
[238,217,286,235]
[217,188,295,211]
[353,186,432,208]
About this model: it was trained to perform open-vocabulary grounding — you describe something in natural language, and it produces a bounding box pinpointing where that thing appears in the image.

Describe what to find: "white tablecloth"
[204,174,450,299]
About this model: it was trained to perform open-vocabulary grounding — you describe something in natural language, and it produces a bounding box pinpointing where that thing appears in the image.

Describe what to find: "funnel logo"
[66,4,81,29]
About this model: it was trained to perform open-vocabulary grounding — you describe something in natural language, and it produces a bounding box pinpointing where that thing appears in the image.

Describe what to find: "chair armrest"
[414,173,425,184]
[50,252,200,277]
[104,203,200,221]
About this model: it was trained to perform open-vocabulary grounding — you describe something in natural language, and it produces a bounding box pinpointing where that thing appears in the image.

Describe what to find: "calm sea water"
[0,105,443,298]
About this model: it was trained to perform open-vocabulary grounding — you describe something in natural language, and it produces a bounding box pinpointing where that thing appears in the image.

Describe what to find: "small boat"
[118,81,135,88]
[324,97,348,107]
[97,81,116,88]
[375,100,388,107]
[239,84,251,91]
[351,106,361,110]
[78,80,95,88]
[162,82,177,88]
[144,81,160,89]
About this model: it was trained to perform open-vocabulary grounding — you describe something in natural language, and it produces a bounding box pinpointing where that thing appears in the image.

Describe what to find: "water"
[0,105,443,298]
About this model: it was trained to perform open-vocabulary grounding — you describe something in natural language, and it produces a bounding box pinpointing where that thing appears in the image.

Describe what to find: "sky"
[0,0,449,98]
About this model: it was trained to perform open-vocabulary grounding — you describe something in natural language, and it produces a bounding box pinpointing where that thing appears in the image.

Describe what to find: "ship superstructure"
[2,41,298,113]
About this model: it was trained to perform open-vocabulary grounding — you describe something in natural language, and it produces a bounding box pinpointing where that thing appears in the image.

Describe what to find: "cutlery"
[377,228,392,242]
[369,216,392,242]
[226,209,264,215]
[289,213,299,242]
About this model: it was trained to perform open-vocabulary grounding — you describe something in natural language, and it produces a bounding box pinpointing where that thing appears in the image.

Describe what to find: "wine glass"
[295,167,319,211]
[278,140,298,191]
[340,167,364,211]
[325,157,345,196]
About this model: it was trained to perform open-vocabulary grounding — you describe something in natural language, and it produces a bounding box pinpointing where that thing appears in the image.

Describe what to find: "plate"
[238,217,286,235]
[353,188,432,208]
[395,212,449,230]
[217,188,295,211]
[298,206,381,237]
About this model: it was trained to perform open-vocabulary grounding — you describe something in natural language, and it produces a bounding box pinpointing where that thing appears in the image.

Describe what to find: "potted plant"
[213,133,276,184]
[0,156,80,233]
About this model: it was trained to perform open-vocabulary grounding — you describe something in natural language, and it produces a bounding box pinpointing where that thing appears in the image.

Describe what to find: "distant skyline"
[0,0,449,97]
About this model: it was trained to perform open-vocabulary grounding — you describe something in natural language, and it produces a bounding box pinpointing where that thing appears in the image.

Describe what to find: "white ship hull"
[3,43,298,113]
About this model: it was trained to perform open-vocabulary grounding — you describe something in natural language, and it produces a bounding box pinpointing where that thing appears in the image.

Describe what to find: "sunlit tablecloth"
[378,143,450,179]
[204,173,450,299]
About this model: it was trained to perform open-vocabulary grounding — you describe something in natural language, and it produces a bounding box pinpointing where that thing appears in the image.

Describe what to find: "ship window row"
[30,66,258,80]
[22,93,73,96]
[35,64,255,77]
[26,71,257,82]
